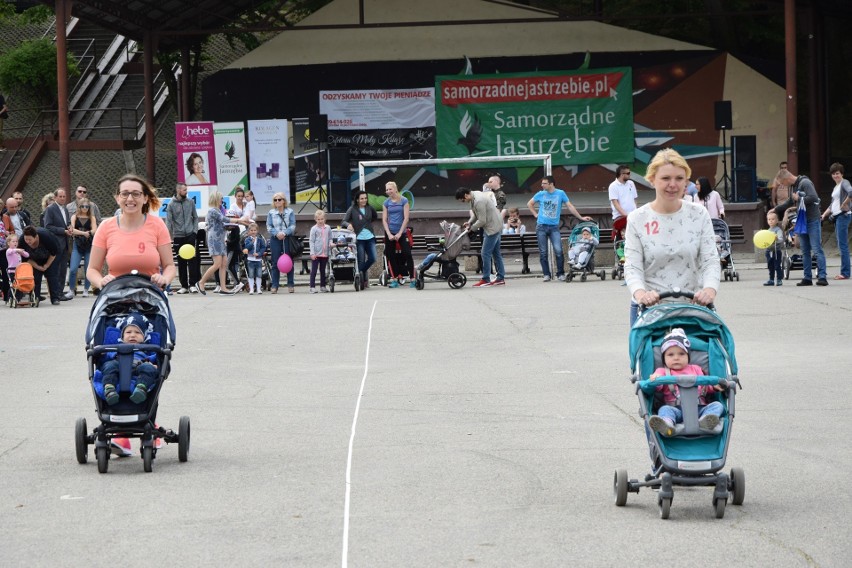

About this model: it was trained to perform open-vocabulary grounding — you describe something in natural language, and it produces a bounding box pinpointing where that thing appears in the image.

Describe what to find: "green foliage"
[19,5,55,25]
[0,39,81,105]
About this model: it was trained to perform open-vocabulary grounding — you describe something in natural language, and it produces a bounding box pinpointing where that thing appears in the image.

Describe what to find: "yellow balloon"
[178,244,196,259]
[753,229,776,249]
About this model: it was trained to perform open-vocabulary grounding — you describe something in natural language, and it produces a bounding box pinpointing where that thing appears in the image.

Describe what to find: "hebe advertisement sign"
[175,121,217,186]
[435,68,633,166]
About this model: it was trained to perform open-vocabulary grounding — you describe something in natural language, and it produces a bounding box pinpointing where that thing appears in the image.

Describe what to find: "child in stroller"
[565,221,606,282]
[568,226,598,269]
[333,234,356,261]
[76,275,189,473]
[414,220,470,290]
[100,312,158,405]
[646,328,725,436]
[614,293,744,519]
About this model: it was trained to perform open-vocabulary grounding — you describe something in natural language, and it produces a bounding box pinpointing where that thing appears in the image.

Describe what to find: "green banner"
[436,68,633,166]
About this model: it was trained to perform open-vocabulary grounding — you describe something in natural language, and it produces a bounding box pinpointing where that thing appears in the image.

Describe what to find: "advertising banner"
[435,68,633,166]
[320,88,437,160]
[213,122,249,196]
[293,117,325,203]
[175,121,217,186]
[246,119,289,206]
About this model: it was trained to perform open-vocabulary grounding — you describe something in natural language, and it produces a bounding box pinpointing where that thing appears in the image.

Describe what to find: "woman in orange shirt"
[86,174,175,290]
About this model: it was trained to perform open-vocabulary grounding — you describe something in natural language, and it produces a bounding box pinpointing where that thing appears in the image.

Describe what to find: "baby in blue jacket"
[101,312,158,405]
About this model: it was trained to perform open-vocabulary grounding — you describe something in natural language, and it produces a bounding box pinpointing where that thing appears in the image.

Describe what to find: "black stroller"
[414,221,470,290]
[75,275,190,473]
[712,219,739,281]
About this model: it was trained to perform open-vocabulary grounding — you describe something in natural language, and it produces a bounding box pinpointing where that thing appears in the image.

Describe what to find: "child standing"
[5,232,29,285]
[764,210,785,286]
[100,313,158,405]
[567,227,599,268]
[308,210,332,293]
[241,222,268,294]
[647,328,725,436]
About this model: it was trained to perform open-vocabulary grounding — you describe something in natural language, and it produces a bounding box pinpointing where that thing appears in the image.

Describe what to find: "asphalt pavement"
[1,255,849,567]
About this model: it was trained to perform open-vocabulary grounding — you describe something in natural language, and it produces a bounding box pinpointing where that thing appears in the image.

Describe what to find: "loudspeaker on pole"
[308,114,328,143]
[714,101,732,131]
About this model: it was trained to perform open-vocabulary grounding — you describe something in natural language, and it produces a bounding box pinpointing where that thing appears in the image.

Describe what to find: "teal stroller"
[614,291,744,519]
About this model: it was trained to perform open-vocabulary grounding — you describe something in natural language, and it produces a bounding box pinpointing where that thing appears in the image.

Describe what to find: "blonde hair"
[385,181,398,191]
[41,192,55,210]
[314,209,326,220]
[248,222,258,231]
[645,149,692,184]
[272,192,288,208]
[208,190,222,208]
[116,174,159,213]
[76,197,92,218]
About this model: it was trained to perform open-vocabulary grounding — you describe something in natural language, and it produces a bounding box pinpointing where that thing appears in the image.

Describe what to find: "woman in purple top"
[382,181,414,287]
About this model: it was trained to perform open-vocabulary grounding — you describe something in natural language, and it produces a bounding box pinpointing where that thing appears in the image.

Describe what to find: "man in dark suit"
[42,187,74,300]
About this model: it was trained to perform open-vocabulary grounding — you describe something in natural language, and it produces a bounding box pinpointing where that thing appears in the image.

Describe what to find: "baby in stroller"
[646,328,725,437]
[333,235,356,261]
[100,312,158,405]
[568,226,598,269]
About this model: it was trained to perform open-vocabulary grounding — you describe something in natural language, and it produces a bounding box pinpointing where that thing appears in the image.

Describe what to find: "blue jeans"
[765,246,783,281]
[269,237,295,289]
[68,242,91,292]
[536,224,564,277]
[658,401,725,425]
[834,213,851,278]
[356,237,377,276]
[481,231,504,282]
[246,260,262,279]
[799,218,826,281]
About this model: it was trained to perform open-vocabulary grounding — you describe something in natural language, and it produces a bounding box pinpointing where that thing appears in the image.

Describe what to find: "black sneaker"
[816,278,829,286]
[796,279,813,286]
[194,282,206,295]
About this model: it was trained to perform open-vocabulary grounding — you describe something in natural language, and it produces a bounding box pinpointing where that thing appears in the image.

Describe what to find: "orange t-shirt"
[92,214,172,277]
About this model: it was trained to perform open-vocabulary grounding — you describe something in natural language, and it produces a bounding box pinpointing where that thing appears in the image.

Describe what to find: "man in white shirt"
[608,165,638,240]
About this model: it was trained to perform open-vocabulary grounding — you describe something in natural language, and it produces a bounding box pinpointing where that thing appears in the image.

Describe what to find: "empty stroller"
[614,291,744,519]
[414,220,470,290]
[8,263,38,308]
[328,228,362,292]
[75,274,190,473]
[713,219,739,281]
[565,221,606,282]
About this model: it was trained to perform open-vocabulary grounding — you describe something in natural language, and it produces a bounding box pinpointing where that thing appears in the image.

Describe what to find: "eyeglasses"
[80,205,90,209]
[77,189,87,194]
[273,198,284,202]
[118,191,144,200]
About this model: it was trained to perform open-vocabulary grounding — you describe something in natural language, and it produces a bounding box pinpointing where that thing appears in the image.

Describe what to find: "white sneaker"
[248,290,255,295]
[189,285,199,294]
[309,287,318,294]
[176,287,189,294]
[542,275,551,282]
[257,289,263,295]
[557,274,567,281]
[81,290,89,298]
[213,285,221,293]
[232,282,244,294]
[320,287,329,293]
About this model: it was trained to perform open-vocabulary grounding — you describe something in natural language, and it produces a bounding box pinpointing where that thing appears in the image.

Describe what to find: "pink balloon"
[277,254,293,274]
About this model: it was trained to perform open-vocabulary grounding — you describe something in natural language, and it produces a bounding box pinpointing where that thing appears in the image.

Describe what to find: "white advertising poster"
[319,88,435,129]
[213,122,249,196]
[246,119,290,206]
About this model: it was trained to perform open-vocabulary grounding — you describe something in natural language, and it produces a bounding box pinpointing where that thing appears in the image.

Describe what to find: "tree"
[0,39,80,105]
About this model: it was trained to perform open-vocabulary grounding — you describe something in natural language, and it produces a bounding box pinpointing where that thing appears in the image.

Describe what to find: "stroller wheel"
[448,273,466,289]
[730,467,745,505]
[613,469,628,506]
[142,446,154,473]
[659,496,671,519]
[75,418,88,464]
[96,446,109,474]
[599,270,606,280]
[354,274,362,291]
[580,273,587,282]
[713,497,726,519]
[612,268,618,280]
[378,272,388,287]
[415,277,424,290]
[734,272,740,281]
[178,416,191,463]
[329,277,335,293]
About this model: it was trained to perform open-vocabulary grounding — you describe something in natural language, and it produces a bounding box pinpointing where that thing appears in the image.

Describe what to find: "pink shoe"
[110,437,133,457]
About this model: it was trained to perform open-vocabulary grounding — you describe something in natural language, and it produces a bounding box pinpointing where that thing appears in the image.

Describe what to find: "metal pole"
[784,0,798,172]
[55,0,71,190]
[143,31,156,183]
[180,46,191,121]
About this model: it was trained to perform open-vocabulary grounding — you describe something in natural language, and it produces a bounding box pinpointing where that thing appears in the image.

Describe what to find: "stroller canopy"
[629,303,737,375]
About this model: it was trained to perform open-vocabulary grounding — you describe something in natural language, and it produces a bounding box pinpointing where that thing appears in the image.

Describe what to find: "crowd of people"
[2,149,850,306]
